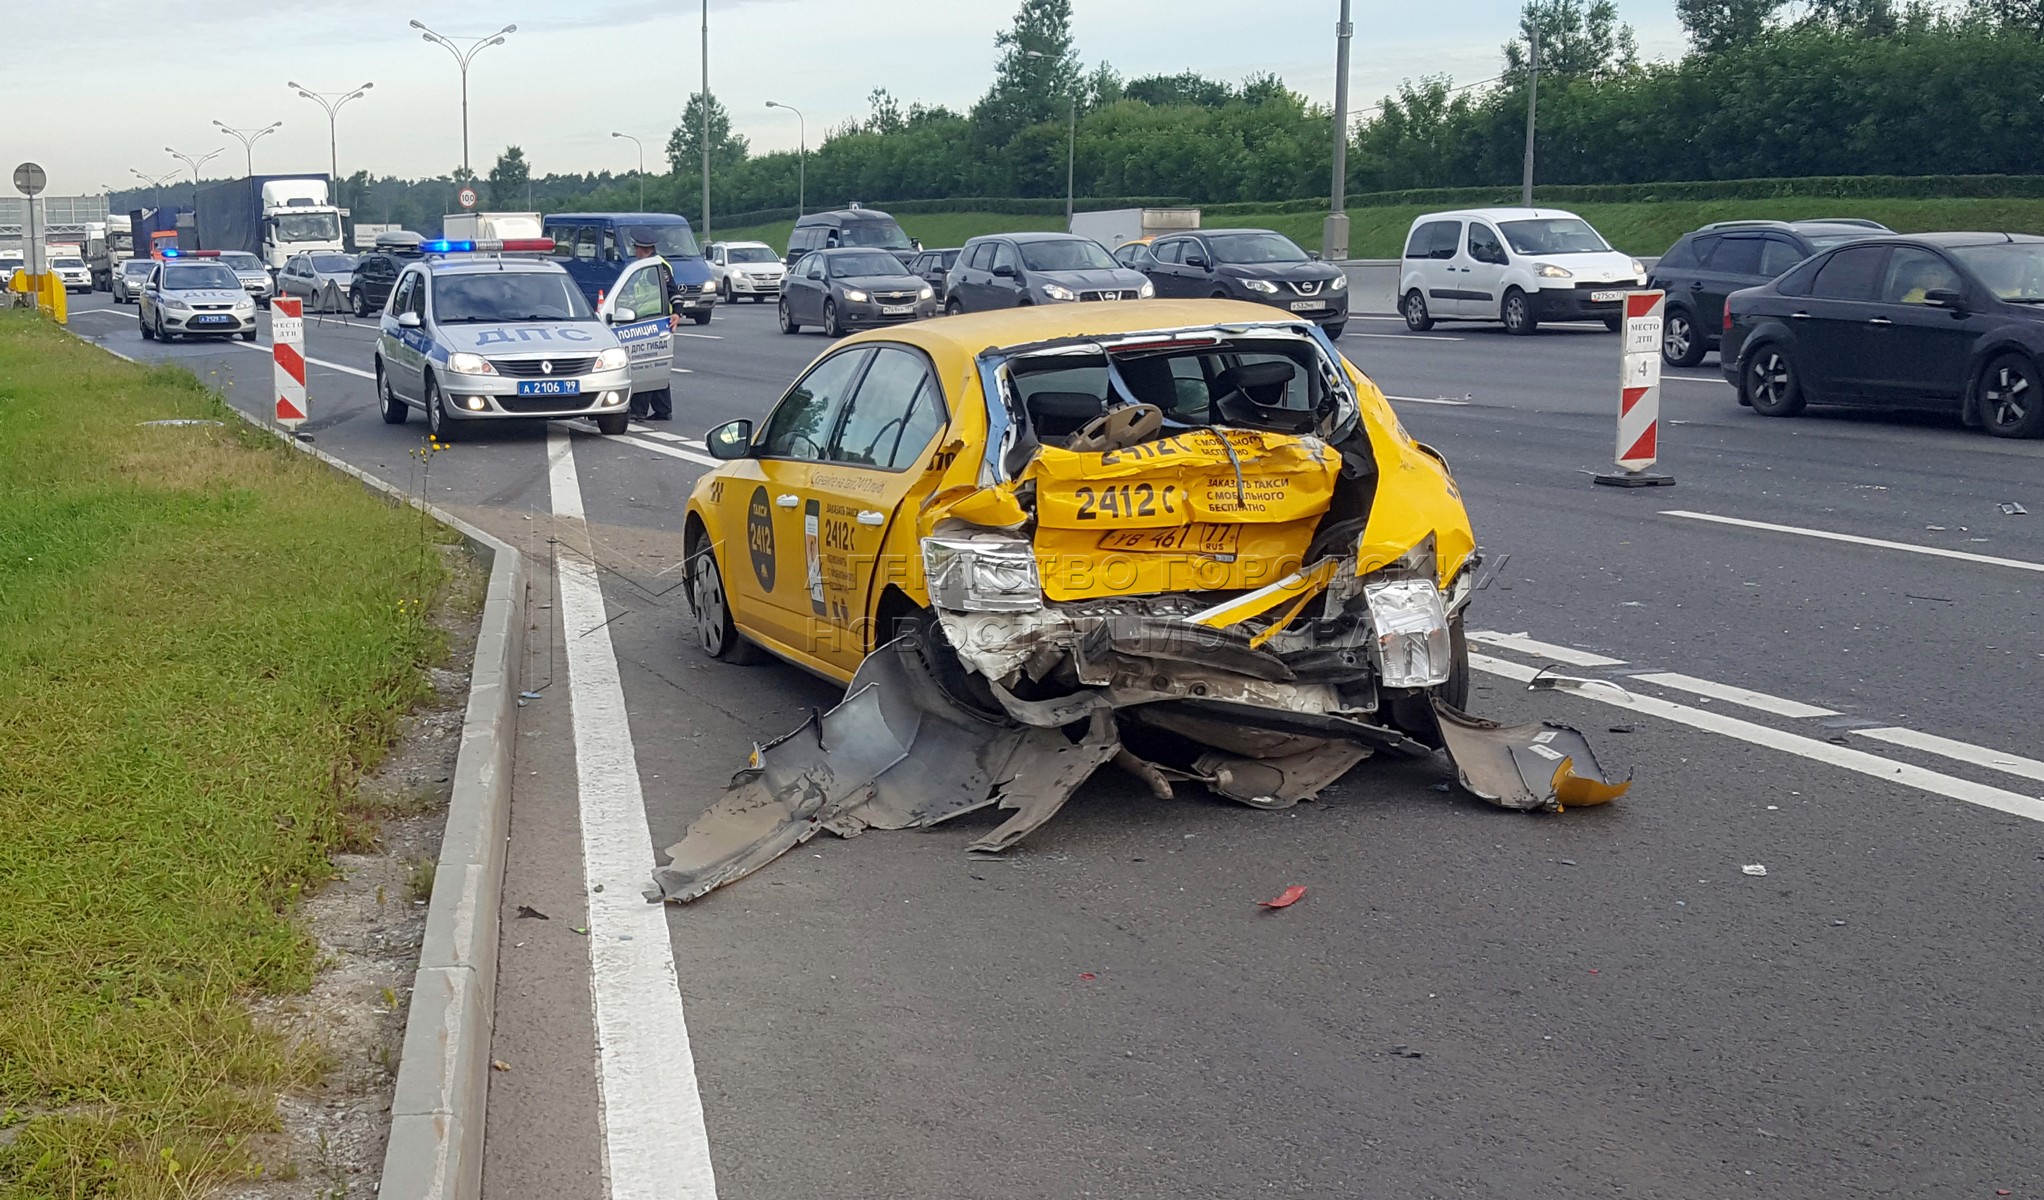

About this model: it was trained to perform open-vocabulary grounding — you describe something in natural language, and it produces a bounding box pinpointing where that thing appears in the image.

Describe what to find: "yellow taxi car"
[657,299,1625,901]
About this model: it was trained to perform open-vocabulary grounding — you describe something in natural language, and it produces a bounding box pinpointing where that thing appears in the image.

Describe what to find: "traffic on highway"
[10,14,2044,1200]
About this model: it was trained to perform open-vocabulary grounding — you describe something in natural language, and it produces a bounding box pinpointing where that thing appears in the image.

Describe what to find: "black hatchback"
[1723,232,2044,438]
[1650,220,1885,366]
[348,233,425,318]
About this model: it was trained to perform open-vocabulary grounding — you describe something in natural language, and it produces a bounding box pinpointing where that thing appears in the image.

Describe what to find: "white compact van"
[1398,207,1645,335]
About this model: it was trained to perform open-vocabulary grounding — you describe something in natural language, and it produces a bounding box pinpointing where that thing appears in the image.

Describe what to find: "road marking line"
[1664,375,1730,386]
[1471,653,2044,823]
[1351,332,1464,342]
[1386,395,1470,406]
[628,427,710,448]
[226,339,376,379]
[677,331,723,340]
[546,429,720,1200]
[1467,630,1626,667]
[669,367,696,374]
[565,423,721,467]
[1854,727,2044,786]
[1628,671,1839,719]
[1662,511,2044,575]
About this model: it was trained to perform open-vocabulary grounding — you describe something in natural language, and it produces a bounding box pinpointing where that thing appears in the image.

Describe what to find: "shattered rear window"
[1008,341,1322,443]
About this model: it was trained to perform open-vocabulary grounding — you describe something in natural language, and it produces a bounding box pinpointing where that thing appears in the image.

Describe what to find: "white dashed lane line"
[1466,630,1625,667]
[1626,671,1839,720]
[1662,510,2044,575]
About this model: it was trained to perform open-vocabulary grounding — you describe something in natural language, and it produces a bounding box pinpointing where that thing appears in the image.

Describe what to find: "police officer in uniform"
[626,228,680,421]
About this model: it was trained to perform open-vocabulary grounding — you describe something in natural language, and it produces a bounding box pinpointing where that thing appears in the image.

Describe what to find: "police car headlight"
[234,298,255,311]
[162,298,192,311]
[922,534,1042,613]
[842,289,869,303]
[596,347,630,371]
[919,285,935,300]
[447,352,497,375]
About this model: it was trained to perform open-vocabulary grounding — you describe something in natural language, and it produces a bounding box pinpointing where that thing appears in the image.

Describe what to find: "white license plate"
[881,304,914,315]
[1289,300,1327,311]
[517,379,581,397]
[1590,290,1627,303]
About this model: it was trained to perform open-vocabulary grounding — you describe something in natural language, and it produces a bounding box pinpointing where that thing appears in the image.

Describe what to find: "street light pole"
[212,120,283,177]
[290,82,373,213]
[165,147,224,207]
[408,20,516,175]
[765,101,805,216]
[700,0,711,236]
[1522,28,1540,207]
[131,168,177,212]
[1325,0,1353,259]
[611,132,646,210]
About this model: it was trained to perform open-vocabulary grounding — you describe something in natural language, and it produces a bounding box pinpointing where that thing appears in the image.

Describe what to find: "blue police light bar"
[162,247,181,257]
[421,239,475,254]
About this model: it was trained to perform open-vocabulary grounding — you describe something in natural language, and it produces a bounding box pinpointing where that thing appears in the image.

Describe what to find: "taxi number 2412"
[1074,482,1177,521]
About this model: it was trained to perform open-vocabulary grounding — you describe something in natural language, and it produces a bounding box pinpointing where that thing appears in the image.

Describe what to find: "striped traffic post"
[1594,290,1675,488]
[272,296,307,430]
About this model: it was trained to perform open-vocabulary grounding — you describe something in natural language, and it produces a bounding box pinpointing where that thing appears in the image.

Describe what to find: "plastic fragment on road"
[1260,885,1308,909]
[515,905,549,920]
[2003,502,2028,516]
[1742,864,1768,876]
[1432,699,1631,812]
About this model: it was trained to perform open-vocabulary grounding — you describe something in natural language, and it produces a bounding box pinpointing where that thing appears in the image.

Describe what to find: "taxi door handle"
[856,510,886,526]
[775,493,800,508]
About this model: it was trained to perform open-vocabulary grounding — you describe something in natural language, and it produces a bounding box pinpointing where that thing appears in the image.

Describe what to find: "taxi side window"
[827,346,945,471]
[758,349,873,461]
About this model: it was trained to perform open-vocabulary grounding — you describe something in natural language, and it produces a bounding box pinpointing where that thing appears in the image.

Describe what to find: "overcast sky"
[3,0,1686,196]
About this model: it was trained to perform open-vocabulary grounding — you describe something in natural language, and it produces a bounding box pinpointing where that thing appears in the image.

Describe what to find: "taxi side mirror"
[396,311,422,328]
[707,418,754,460]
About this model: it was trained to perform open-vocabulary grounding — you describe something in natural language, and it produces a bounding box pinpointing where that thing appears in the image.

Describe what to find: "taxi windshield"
[1019,239,1118,272]
[837,222,911,251]
[828,252,906,278]
[163,265,241,290]
[435,272,593,322]
[728,246,778,264]
[1950,242,2044,302]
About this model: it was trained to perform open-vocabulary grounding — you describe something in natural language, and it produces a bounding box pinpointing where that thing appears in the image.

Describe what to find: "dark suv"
[349,232,424,318]
[1649,220,1887,366]
[1141,228,1348,336]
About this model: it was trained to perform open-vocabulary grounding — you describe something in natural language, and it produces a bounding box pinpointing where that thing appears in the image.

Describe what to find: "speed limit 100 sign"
[457,186,478,209]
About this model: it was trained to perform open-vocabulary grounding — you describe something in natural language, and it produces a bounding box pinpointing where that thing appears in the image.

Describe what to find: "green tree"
[1676,0,1786,51]
[973,0,1083,145]
[665,91,749,178]
[1124,71,1235,108]
[487,146,530,208]
[1504,0,1639,78]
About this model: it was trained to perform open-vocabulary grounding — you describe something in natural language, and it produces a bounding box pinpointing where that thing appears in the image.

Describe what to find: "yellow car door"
[800,344,952,675]
[723,346,876,663]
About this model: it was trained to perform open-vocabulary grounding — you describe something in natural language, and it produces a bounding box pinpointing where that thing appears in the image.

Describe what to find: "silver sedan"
[277,251,357,312]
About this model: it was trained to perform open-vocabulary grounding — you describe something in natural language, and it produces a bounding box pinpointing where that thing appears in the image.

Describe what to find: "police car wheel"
[595,413,629,435]
[425,378,460,442]
[239,330,256,342]
[377,364,407,425]
[139,312,155,340]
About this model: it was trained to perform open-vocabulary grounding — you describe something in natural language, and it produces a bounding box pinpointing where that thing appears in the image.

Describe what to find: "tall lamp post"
[611,132,646,210]
[130,168,177,212]
[212,120,283,177]
[165,147,224,206]
[699,0,711,236]
[764,100,804,216]
[1325,0,1353,260]
[1019,49,1078,226]
[290,82,373,213]
[408,20,516,175]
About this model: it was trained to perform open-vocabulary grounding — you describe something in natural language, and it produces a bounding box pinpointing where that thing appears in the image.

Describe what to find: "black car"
[1650,220,1886,367]
[1723,232,2044,439]
[945,233,1152,313]
[785,208,917,267]
[1142,228,1348,336]
[779,248,938,337]
[907,247,959,302]
[348,232,424,318]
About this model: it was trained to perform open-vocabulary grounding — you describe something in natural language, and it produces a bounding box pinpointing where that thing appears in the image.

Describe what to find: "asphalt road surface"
[67,288,2044,1199]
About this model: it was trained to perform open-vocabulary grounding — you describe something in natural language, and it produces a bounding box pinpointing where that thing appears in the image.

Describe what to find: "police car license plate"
[517,379,581,397]
[1288,301,1326,311]
[881,304,914,315]
[1590,290,1627,303]
[190,315,233,326]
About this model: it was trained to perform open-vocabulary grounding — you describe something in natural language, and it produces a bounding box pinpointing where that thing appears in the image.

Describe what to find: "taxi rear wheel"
[688,535,764,664]
[425,377,460,442]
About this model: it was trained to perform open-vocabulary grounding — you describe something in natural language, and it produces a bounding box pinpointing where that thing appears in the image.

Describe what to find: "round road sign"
[13,162,47,197]
[457,186,479,210]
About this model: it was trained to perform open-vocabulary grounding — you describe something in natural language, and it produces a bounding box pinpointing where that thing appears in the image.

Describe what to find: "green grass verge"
[0,312,449,1197]
[713,196,2044,261]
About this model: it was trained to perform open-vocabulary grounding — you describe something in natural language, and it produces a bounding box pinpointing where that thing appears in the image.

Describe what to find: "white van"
[1398,207,1645,335]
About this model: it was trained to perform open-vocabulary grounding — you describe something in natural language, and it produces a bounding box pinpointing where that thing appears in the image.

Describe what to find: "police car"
[137,251,259,341]
[372,238,637,440]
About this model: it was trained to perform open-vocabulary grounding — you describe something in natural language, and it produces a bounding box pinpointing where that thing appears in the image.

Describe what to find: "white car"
[50,254,93,293]
[705,240,785,303]
[113,257,156,304]
[1397,206,1646,335]
[138,256,259,341]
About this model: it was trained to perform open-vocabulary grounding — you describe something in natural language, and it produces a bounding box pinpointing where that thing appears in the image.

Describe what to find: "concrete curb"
[74,330,522,1200]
